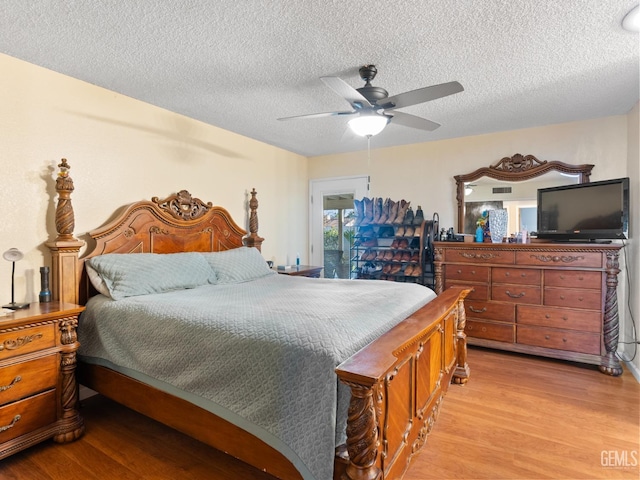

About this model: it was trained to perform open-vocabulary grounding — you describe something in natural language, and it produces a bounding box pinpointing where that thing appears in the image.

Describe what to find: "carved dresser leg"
[599,251,623,376]
[453,295,470,385]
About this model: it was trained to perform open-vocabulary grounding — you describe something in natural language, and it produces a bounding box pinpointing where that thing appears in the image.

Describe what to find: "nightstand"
[275,265,324,278]
[0,302,85,460]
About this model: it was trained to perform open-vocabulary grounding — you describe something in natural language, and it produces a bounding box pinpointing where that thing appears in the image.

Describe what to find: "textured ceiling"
[1,1,638,157]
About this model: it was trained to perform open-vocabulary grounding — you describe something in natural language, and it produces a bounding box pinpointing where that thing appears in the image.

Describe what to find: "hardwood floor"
[1,347,638,480]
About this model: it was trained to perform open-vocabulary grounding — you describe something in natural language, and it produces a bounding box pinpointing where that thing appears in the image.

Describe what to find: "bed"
[46,160,470,480]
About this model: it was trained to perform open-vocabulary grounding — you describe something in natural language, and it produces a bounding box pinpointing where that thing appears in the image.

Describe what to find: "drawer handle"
[0,415,21,433]
[545,335,550,340]
[505,290,525,298]
[469,306,487,313]
[0,333,44,352]
[457,269,462,274]
[481,327,487,332]
[0,375,21,392]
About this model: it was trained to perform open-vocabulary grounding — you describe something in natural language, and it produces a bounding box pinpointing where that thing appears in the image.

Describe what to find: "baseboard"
[623,359,640,383]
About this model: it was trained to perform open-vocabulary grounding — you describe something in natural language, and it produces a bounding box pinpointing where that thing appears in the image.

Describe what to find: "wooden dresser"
[433,242,623,375]
[0,302,85,459]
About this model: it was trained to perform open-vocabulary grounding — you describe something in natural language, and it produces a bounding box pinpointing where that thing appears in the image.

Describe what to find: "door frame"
[309,176,369,271]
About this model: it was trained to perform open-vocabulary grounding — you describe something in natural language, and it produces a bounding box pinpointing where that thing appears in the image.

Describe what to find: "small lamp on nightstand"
[3,248,30,310]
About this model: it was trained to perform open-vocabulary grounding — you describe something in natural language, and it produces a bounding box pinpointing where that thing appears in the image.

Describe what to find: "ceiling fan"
[278,65,463,137]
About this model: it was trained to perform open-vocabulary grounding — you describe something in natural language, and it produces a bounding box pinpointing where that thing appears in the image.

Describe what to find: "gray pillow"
[200,247,275,284]
[86,252,212,300]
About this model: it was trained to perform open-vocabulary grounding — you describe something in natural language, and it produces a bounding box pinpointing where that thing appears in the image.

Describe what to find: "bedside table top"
[0,302,84,327]
[274,265,324,277]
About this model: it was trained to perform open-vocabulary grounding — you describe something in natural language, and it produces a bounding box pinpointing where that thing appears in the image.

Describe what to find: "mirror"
[455,154,594,235]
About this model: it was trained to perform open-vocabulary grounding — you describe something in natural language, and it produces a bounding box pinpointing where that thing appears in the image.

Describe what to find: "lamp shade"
[348,114,390,137]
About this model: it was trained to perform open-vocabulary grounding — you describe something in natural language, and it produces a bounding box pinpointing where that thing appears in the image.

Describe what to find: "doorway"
[310,177,368,278]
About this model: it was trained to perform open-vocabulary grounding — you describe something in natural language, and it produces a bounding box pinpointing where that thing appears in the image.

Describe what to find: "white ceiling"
[1,1,638,157]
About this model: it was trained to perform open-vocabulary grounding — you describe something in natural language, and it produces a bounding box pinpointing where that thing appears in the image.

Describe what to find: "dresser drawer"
[466,320,515,342]
[516,251,603,268]
[544,270,601,289]
[518,305,601,333]
[544,288,602,310]
[444,249,514,265]
[445,264,490,282]
[492,284,541,305]
[465,300,515,322]
[446,281,488,300]
[0,355,58,407]
[0,324,56,361]
[492,267,541,285]
[517,325,600,355]
[0,390,57,444]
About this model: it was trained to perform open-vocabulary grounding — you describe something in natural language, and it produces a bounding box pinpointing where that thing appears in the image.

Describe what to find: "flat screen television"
[536,177,629,242]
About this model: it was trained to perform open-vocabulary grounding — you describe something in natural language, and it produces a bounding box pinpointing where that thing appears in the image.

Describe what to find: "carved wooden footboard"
[45,160,470,480]
[335,286,469,480]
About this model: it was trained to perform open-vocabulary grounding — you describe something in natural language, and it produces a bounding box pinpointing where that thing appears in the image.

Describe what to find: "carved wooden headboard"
[46,159,264,305]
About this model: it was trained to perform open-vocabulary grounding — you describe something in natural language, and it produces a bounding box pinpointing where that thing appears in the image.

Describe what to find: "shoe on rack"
[394,200,410,224]
[392,251,403,262]
[396,225,405,236]
[361,197,373,226]
[401,251,411,262]
[404,264,414,276]
[376,250,386,261]
[386,200,398,224]
[384,250,394,261]
[398,238,409,249]
[404,226,414,237]
[412,265,422,277]
[383,264,392,274]
[403,206,414,225]
[410,253,420,262]
[354,199,364,225]
[390,239,400,249]
[390,264,402,275]
[378,198,390,224]
[413,205,424,226]
[372,197,383,224]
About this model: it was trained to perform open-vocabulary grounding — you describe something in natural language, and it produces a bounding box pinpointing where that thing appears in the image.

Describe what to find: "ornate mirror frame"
[455,154,594,233]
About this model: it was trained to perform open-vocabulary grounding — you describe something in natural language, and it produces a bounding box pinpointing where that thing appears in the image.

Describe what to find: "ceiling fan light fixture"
[622,5,640,32]
[348,114,389,137]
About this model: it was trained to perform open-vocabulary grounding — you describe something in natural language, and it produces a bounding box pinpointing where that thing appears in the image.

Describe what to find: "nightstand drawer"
[0,355,58,407]
[0,390,57,444]
[517,325,600,355]
[0,324,56,361]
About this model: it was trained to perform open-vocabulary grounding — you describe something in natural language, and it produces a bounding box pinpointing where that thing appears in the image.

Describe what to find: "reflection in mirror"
[455,154,594,235]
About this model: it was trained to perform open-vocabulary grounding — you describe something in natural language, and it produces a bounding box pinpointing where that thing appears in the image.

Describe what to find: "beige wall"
[1,53,307,304]
[625,102,639,375]
[3,50,638,377]
[309,109,639,375]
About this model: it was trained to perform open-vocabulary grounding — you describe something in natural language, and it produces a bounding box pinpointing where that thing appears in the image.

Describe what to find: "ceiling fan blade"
[278,110,356,121]
[381,81,463,110]
[321,76,373,109]
[390,111,440,131]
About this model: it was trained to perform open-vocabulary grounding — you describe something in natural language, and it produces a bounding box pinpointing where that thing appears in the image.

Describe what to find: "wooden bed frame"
[46,160,471,480]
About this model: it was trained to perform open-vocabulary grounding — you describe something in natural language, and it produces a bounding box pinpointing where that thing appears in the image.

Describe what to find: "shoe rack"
[350,197,439,289]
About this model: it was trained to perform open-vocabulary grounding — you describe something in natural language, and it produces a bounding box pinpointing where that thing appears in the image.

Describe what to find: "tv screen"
[537,177,629,242]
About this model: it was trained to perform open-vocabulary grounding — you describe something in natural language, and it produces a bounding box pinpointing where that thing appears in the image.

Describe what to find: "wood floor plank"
[1,347,637,479]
